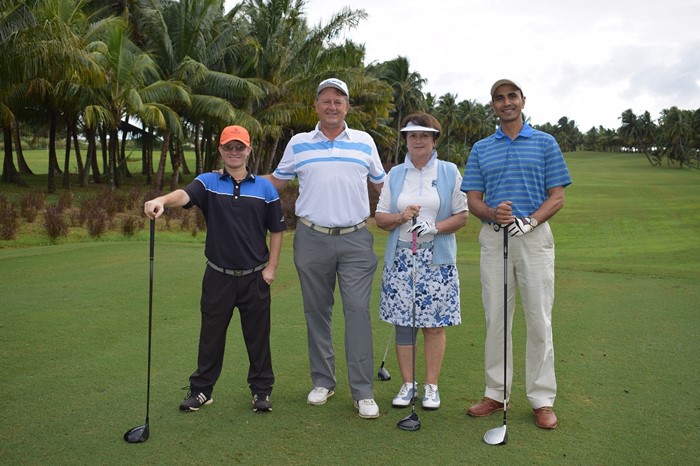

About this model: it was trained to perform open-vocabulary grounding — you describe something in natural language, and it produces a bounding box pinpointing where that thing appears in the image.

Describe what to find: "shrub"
[121,215,143,237]
[57,191,74,211]
[20,191,46,223]
[74,197,98,227]
[86,208,109,237]
[279,184,298,230]
[0,196,21,240]
[44,205,68,240]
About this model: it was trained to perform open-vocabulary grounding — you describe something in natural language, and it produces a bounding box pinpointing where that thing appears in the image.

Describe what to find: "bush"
[0,195,21,240]
[86,208,109,237]
[279,184,298,230]
[57,191,74,211]
[20,191,46,223]
[43,205,68,240]
[121,215,144,237]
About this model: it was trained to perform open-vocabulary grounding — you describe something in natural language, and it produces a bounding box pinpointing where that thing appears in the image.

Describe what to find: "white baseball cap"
[316,78,349,97]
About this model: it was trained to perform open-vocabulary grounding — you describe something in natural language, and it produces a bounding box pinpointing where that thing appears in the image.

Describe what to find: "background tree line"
[2,0,699,195]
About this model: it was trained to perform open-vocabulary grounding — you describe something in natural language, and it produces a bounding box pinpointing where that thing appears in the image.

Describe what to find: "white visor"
[400,121,439,133]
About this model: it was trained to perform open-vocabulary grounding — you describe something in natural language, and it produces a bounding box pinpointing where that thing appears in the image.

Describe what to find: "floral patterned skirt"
[379,245,461,328]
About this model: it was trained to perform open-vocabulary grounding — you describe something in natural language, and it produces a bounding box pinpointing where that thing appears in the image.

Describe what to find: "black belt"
[207,260,266,276]
[298,218,367,236]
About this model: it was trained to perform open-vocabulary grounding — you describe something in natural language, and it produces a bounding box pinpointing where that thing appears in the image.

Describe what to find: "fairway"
[1,152,698,465]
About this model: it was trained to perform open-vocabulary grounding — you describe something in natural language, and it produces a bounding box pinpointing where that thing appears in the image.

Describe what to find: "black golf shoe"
[252,393,272,412]
[180,391,212,412]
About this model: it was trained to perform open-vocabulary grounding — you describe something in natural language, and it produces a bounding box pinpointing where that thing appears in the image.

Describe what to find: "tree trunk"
[194,124,203,175]
[120,123,131,178]
[48,111,58,193]
[169,138,182,191]
[100,127,109,183]
[62,124,71,189]
[72,123,84,175]
[2,123,23,185]
[153,129,170,191]
[13,121,33,175]
[263,135,280,175]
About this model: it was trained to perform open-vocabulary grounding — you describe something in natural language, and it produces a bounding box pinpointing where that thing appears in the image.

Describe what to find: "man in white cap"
[267,78,386,419]
[461,79,572,429]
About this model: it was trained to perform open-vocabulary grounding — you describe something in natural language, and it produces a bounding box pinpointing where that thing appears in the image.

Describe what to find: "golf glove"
[408,221,438,237]
[508,217,534,237]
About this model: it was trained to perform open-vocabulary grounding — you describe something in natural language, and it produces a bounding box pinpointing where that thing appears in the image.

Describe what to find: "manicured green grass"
[1,152,698,465]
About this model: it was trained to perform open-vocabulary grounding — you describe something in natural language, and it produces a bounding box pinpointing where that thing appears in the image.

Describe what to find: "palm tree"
[435,93,459,162]
[367,56,426,163]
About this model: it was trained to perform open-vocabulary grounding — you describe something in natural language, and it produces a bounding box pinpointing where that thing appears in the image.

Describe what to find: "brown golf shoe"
[467,397,509,417]
[533,406,558,429]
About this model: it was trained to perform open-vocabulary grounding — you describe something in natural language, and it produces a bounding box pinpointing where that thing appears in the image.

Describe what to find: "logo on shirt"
[431,179,438,188]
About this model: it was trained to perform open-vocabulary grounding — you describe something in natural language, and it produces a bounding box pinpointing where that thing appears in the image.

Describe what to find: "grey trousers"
[293,222,377,401]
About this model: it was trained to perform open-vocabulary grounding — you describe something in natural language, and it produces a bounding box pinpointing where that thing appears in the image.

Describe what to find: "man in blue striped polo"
[267,78,386,419]
[461,79,572,430]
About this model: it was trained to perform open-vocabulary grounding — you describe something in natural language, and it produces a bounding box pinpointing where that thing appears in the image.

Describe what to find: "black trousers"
[189,265,274,396]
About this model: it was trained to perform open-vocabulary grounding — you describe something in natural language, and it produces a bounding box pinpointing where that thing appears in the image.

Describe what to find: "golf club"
[377,327,393,381]
[398,217,420,431]
[483,226,509,445]
[124,219,155,444]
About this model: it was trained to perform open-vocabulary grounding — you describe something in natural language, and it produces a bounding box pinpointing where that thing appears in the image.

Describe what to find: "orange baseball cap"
[220,125,250,147]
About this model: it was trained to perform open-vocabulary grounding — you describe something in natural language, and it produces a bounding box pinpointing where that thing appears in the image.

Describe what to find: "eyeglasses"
[220,142,248,152]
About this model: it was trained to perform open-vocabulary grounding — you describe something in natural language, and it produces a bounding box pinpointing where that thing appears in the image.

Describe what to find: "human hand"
[508,217,534,237]
[408,221,438,237]
[144,199,165,219]
[262,266,276,285]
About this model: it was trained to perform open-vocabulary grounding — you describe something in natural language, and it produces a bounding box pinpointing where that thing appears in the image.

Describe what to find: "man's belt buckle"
[328,227,342,235]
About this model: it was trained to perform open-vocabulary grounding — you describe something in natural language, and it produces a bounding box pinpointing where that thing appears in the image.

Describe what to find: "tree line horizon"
[2,0,698,195]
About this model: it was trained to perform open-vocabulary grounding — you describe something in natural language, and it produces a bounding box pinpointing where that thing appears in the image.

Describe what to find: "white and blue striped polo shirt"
[461,122,572,218]
[274,122,386,227]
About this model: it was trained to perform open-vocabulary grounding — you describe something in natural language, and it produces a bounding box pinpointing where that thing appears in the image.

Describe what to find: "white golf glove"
[408,221,438,237]
[508,217,534,237]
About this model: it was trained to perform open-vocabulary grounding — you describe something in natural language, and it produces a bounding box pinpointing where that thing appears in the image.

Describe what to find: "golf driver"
[377,327,393,381]
[483,226,509,445]
[124,219,155,444]
[398,217,420,432]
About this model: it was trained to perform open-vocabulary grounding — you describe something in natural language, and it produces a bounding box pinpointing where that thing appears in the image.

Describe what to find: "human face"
[406,131,435,161]
[491,84,526,124]
[315,88,349,131]
[219,140,250,170]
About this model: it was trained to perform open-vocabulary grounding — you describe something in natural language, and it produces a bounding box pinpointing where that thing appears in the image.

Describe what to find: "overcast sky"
[226,0,700,130]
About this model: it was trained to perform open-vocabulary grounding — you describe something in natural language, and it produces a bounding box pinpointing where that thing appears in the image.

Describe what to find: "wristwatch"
[529,217,539,228]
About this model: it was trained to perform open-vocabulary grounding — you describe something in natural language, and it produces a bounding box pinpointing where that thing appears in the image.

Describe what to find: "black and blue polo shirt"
[184,171,285,270]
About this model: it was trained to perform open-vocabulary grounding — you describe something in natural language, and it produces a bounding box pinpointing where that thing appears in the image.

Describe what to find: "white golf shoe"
[392,382,418,408]
[354,399,380,419]
[422,384,440,410]
[307,386,335,405]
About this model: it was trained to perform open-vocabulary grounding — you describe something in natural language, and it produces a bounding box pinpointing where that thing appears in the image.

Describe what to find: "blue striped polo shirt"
[461,123,572,218]
[184,171,285,270]
[273,122,386,227]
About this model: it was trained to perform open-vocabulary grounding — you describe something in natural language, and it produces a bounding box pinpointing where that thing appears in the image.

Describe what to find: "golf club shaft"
[411,217,417,413]
[381,326,393,363]
[146,218,154,423]
[502,227,508,422]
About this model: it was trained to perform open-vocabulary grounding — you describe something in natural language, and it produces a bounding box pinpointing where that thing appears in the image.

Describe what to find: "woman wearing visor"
[375,113,468,410]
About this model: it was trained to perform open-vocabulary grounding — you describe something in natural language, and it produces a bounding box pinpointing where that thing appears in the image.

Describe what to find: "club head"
[397,411,421,431]
[124,423,150,443]
[483,425,507,445]
[377,366,391,381]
